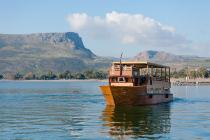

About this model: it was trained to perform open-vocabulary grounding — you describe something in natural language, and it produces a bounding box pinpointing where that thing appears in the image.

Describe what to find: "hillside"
[1,32,210,75]
[0,32,112,74]
[133,50,210,71]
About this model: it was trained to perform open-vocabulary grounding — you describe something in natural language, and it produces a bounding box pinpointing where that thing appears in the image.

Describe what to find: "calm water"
[0,81,210,140]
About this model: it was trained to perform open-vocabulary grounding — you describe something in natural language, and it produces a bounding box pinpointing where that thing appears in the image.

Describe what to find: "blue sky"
[0,0,210,57]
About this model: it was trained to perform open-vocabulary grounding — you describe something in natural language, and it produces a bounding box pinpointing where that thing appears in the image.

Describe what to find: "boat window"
[133,71,138,76]
[118,77,125,82]
[150,77,152,85]
[134,78,139,86]
[140,76,146,84]
[125,77,129,82]
[140,68,147,76]
[149,94,153,98]
[111,77,117,82]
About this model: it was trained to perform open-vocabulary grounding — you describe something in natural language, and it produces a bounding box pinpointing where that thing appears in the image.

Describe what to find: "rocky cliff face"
[0,32,110,74]
[0,32,95,59]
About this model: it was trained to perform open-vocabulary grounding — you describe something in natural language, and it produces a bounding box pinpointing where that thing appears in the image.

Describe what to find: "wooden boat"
[100,61,173,106]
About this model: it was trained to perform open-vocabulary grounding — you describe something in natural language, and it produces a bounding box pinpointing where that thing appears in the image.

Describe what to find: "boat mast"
[120,52,123,76]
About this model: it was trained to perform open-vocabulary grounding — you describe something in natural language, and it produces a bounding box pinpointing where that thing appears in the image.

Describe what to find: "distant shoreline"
[1,78,210,86]
[171,78,210,86]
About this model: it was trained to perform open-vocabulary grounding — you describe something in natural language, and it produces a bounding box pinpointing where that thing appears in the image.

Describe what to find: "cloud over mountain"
[67,11,189,48]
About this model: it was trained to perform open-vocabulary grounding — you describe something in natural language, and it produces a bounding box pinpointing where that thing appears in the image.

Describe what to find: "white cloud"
[66,11,190,54]
[66,13,90,30]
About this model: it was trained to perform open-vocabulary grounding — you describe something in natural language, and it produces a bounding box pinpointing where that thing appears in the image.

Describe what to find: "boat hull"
[100,85,173,106]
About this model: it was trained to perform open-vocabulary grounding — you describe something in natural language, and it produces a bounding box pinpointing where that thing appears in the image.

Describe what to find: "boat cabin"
[109,61,170,87]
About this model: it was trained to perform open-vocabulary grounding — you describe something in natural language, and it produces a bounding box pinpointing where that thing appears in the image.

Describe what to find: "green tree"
[176,69,187,78]
[74,73,86,79]
[0,74,3,79]
[24,72,35,80]
[63,70,73,79]
[47,71,57,80]
[189,70,197,79]
[198,67,208,78]
[58,73,65,79]
[94,71,107,79]
[84,70,94,79]
[171,71,178,78]
[15,72,23,80]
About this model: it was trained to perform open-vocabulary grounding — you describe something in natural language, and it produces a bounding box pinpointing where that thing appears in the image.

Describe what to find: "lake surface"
[0,81,210,140]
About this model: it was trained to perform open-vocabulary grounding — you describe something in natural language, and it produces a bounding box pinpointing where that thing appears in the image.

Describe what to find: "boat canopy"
[112,61,170,68]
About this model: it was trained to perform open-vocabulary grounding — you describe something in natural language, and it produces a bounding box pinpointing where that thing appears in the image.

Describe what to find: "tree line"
[0,70,107,80]
[0,67,209,80]
[171,67,209,79]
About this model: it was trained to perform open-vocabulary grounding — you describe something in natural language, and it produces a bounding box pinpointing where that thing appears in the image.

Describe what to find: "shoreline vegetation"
[0,67,210,85]
[1,78,210,82]
[1,78,210,86]
[0,79,107,82]
[171,78,210,86]
[0,70,107,80]
[170,66,210,85]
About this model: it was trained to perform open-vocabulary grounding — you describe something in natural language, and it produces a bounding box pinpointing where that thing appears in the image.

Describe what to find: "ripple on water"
[0,82,210,139]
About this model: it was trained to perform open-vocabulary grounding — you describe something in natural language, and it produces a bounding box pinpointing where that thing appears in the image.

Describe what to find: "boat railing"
[109,65,133,76]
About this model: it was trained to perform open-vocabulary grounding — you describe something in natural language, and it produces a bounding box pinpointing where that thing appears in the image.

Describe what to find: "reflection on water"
[101,104,171,139]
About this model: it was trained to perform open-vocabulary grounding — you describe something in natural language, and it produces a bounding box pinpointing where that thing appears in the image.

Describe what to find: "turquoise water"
[0,81,210,140]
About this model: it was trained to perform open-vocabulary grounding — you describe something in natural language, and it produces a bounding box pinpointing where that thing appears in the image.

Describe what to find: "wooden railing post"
[155,67,157,80]
[147,64,149,84]
[169,67,170,82]
[165,67,166,81]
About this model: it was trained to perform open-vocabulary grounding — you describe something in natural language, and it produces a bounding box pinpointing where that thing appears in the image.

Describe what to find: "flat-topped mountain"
[0,32,110,74]
[0,32,95,59]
